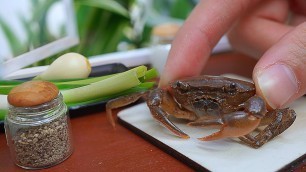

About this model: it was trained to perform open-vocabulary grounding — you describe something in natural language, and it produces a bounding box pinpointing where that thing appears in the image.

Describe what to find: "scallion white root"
[34,52,91,80]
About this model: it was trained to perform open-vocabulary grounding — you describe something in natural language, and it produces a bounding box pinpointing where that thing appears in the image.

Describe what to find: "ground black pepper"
[12,115,72,168]
[12,116,71,168]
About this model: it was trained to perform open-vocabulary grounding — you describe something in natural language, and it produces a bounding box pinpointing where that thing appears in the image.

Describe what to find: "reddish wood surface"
[0,109,194,172]
[8,52,305,171]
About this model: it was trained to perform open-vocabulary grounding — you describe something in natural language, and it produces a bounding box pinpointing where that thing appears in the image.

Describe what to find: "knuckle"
[282,22,306,89]
[287,22,306,65]
[236,0,251,14]
[222,0,251,14]
[292,22,306,51]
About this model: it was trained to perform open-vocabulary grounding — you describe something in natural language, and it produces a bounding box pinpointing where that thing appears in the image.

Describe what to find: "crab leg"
[188,118,223,127]
[147,88,196,139]
[238,108,296,148]
[198,111,262,141]
[106,92,148,127]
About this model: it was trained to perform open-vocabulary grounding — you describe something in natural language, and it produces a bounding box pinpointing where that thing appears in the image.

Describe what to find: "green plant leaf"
[93,15,129,54]
[32,0,58,47]
[170,0,193,19]
[0,17,26,56]
[77,0,129,18]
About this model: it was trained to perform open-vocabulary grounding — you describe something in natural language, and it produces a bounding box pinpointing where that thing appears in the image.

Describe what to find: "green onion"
[0,94,8,120]
[0,67,156,95]
[0,65,158,121]
[67,82,155,107]
[56,74,115,85]
[0,86,15,95]
[61,66,148,104]
[0,83,88,94]
[0,109,7,120]
[141,68,159,82]
[0,80,24,85]
[33,53,92,80]
[0,95,8,109]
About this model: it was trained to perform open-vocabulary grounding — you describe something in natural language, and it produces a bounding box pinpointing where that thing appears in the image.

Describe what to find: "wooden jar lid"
[8,81,59,107]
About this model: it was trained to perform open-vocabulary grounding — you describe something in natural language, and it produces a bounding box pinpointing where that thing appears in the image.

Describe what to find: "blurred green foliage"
[0,0,196,67]
[153,0,194,20]
[0,0,62,59]
[74,0,133,56]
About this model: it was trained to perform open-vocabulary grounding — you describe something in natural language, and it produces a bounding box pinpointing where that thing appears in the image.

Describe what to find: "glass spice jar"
[4,81,73,169]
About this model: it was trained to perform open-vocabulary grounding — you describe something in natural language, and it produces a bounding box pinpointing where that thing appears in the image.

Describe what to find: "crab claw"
[198,96,266,141]
[147,88,192,139]
[150,106,190,139]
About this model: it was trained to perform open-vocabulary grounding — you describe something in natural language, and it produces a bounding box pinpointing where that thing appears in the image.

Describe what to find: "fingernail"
[257,64,298,108]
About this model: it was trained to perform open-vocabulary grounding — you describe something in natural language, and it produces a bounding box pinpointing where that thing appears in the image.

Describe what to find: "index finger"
[159,0,262,87]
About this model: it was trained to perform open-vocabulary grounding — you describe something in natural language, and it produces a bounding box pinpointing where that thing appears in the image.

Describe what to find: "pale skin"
[159,0,306,109]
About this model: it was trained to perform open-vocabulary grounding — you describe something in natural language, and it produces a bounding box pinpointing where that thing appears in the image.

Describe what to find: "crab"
[106,75,296,148]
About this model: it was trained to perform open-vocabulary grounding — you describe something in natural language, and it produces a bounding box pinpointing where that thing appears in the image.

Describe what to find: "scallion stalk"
[67,82,155,107]
[0,109,7,120]
[0,65,158,120]
[0,83,88,94]
[0,95,8,120]
[0,80,24,85]
[141,68,159,82]
[61,66,148,104]
[0,95,8,109]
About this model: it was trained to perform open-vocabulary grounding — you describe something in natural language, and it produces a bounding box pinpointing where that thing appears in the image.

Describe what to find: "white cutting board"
[117,96,306,172]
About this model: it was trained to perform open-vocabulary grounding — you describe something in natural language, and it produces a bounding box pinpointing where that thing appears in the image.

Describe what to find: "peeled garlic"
[34,53,91,80]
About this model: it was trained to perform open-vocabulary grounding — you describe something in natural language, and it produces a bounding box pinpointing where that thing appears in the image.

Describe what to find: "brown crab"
[106,75,296,148]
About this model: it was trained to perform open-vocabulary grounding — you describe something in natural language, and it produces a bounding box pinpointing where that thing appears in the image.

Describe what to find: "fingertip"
[253,23,306,109]
[253,64,299,109]
[158,74,168,88]
[158,70,177,89]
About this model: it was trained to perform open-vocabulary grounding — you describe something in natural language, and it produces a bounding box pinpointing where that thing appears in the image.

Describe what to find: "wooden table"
[0,52,305,171]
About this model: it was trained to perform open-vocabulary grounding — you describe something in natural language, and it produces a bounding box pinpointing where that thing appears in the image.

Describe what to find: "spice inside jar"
[4,81,73,169]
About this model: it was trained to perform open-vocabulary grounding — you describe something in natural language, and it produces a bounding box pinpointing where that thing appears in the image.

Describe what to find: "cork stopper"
[8,81,59,107]
[152,23,180,38]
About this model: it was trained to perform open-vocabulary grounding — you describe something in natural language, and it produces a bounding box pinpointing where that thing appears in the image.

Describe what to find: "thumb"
[253,22,306,109]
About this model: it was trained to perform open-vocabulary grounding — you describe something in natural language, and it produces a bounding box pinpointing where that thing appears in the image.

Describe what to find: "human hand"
[159,0,306,109]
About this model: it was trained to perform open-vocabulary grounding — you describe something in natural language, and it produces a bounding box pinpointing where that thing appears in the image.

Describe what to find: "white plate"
[118,97,306,172]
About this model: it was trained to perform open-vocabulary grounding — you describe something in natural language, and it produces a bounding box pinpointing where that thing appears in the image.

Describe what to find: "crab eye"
[230,83,236,89]
[176,81,190,93]
[224,83,237,95]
